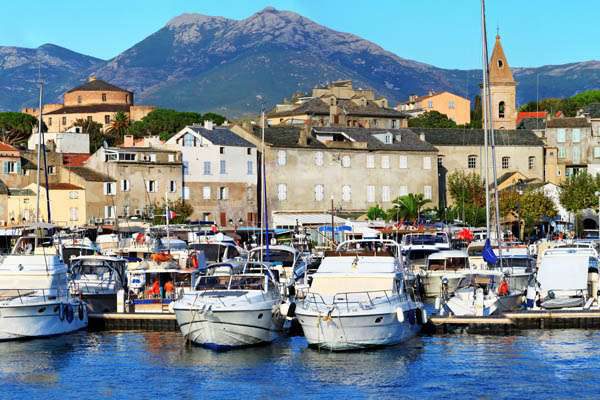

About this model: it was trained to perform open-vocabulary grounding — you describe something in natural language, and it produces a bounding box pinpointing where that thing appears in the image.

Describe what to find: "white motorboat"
[173,263,284,350]
[420,250,470,298]
[0,233,88,340]
[437,271,523,317]
[434,232,451,250]
[401,233,440,269]
[69,255,128,312]
[248,245,307,288]
[295,239,425,351]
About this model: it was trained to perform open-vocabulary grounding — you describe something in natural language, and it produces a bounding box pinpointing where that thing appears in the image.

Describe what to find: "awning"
[318,225,352,232]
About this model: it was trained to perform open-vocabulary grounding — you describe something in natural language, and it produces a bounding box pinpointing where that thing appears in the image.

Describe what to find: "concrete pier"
[89,313,178,332]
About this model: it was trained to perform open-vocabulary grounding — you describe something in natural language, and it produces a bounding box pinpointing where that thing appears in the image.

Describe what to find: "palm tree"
[387,193,430,223]
[106,111,130,139]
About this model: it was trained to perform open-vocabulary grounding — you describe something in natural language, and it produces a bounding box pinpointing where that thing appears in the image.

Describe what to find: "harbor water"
[1,330,599,399]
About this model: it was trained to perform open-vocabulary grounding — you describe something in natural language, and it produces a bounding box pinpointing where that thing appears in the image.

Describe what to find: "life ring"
[78,302,85,320]
[58,303,65,321]
[66,304,74,323]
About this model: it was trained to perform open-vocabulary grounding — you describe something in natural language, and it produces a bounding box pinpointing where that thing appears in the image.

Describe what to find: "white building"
[27,128,90,154]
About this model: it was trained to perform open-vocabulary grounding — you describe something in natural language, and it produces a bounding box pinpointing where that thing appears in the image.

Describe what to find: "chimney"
[395,133,402,142]
[419,133,426,142]
[428,90,434,96]
[299,121,311,146]
[203,120,214,131]
[123,135,134,147]
[409,94,417,102]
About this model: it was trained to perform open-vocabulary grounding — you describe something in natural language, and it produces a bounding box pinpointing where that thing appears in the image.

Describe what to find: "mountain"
[1,7,599,116]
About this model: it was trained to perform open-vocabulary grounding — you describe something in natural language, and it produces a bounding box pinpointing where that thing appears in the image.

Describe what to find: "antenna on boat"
[480,0,491,240]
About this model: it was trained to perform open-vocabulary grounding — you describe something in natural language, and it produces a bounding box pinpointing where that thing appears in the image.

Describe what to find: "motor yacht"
[69,255,127,312]
[419,250,470,298]
[173,262,284,350]
[248,245,307,289]
[295,239,425,351]
[401,233,440,269]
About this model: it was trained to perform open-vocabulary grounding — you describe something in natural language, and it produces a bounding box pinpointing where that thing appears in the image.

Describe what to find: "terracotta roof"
[516,111,547,125]
[66,167,115,182]
[63,153,91,167]
[47,183,84,190]
[66,78,131,94]
[489,35,515,84]
[45,104,131,115]
[546,117,591,128]
[0,142,19,152]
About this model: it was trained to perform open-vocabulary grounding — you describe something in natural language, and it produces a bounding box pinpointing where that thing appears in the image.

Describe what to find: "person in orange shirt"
[164,280,175,299]
[148,278,160,298]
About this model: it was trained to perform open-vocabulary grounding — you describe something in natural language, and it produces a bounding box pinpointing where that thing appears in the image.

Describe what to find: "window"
[366,154,375,169]
[558,146,567,159]
[594,147,600,158]
[183,186,190,200]
[573,147,581,164]
[122,206,130,217]
[102,93,107,102]
[118,153,136,161]
[382,186,391,202]
[366,185,375,202]
[48,117,52,126]
[399,185,408,196]
[391,120,397,129]
[572,128,581,143]
[528,156,535,170]
[125,95,129,103]
[314,184,324,201]
[437,156,444,167]
[62,117,67,125]
[498,59,504,68]
[557,128,566,143]
[424,185,432,200]
[103,182,116,196]
[69,191,79,199]
[169,180,177,193]
[381,155,390,169]
[498,101,505,119]
[501,156,510,169]
[247,160,253,175]
[141,153,156,162]
[372,119,378,127]
[203,161,211,175]
[311,151,323,167]
[277,184,287,201]
[104,115,110,124]
[277,150,287,166]
[384,134,392,144]
[47,166,56,175]
[399,156,408,169]
[342,185,352,202]
[183,134,195,147]
[104,206,115,219]
[449,100,455,109]
[202,186,211,200]
[468,155,477,169]
[146,180,157,193]
[341,155,351,168]
[120,179,130,192]
[3,161,17,174]
[247,148,252,155]
[218,186,229,200]
[220,160,226,174]
[77,95,82,104]
[168,154,175,163]
[69,207,78,222]
[423,156,432,170]
[219,147,225,154]
[428,100,433,109]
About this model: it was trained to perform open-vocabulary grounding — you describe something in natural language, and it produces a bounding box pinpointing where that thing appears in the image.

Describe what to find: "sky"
[1,0,598,69]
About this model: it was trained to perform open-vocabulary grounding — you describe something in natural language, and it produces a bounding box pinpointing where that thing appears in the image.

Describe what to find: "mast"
[165,192,170,252]
[480,0,491,239]
[35,82,43,223]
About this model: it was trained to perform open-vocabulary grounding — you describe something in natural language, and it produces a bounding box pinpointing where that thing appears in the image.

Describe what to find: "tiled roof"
[268,97,407,119]
[0,142,18,152]
[187,126,255,147]
[47,183,84,190]
[63,153,91,167]
[546,117,591,128]
[516,111,547,125]
[411,128,544,147]
[45,104,131,115]
[66,167,115,182]
[66,79,131,94]
[9,188,35,196]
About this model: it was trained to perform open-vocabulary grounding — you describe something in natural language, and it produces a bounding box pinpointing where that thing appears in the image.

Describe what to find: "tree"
[0,112,40,146]
[387,193,430,222]
[152,199,194,225]
[202,112,227,126]
[408,111,457,128]
[367,205,386,221]
[518,90,600,118]
[127,109,203,140]
[106,111,130,140]
[469,95,483,129]
[447,171,485,208]
[71,119,106,153]
[500,187,557,238]
[559,172,600,235]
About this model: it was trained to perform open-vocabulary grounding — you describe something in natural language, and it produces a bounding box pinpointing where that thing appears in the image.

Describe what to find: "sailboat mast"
[35,82,43,223]
[260,110,266,262]
[480,0,491,238]
[165,192,170,252]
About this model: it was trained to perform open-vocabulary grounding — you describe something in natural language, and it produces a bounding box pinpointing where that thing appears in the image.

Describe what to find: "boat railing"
[303,290,395,312]
[0,287,70,304]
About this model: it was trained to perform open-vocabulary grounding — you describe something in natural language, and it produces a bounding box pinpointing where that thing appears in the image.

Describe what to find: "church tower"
[487,34,516,130]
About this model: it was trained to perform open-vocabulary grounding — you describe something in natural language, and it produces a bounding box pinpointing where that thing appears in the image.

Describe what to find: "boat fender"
[434,296,441,311]
[78,302,85,320]
[66,304,74,323]
[416,308,428,325]
[286,302,296,319]
[396,308,405,323]
[168,302,175,313]
[279,302,289,317]
[525,285,536,309]
[59,303,66,321]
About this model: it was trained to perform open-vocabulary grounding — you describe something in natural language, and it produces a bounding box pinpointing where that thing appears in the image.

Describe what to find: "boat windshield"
[498,257,532,269]
[404,234,436,245]
[189,243,238,262]
[467,246,484,257]
[457,274,499,289]
[250,250,295,267]
[195,275,264,291]
[435,233,449,243]
[428,257,468,271]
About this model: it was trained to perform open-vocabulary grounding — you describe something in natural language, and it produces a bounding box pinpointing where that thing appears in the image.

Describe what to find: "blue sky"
[1,0,598,69]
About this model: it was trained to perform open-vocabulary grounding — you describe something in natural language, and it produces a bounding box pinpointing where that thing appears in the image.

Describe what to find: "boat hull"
[422,272,465,298]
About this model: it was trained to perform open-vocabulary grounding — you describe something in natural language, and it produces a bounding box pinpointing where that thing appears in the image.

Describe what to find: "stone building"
[23,77,155,133]
[232,125,439,225]
[397,91,471,125]
[24,182,87,227]
[486,35,517,130]
[166,122,258,227]
[544,117,594,183]
[267,80,408,129]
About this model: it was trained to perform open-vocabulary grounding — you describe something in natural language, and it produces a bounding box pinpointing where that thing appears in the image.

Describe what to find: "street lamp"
[595,191,600,241]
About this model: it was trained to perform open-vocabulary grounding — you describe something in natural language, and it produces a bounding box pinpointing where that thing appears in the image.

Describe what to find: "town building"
[486,34,517,130]
[267,80,408,129]
[166,122,258,226]
[581,103,600,137]
[27,129,90,154]
[231,125,439,225]
[397,91,471,125]
[83,143,182,220]
[24,182,87,227]
[23,76,155,133]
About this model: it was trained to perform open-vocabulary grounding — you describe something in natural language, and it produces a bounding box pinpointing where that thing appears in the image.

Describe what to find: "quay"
[428,309,600,334]
[89,313,178,332]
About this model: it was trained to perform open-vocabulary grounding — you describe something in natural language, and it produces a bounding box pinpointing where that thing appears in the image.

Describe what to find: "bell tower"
[487,34,516,130]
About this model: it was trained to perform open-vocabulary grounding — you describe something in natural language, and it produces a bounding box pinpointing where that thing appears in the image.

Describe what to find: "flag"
[168,210,177,220]
[211,224,218,233]
[482,238,498,265]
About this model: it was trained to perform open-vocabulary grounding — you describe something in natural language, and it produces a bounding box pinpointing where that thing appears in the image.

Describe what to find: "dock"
[89,313,178,332]
[428,309,600,334]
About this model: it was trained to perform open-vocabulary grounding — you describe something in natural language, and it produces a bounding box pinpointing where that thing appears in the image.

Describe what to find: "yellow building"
[7,188,36,226]
[24,183,87,227]
[397,91,471,125]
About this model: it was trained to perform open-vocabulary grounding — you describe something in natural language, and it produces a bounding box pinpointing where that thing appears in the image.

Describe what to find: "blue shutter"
[16,161,21,174]
[2,162,7,174]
